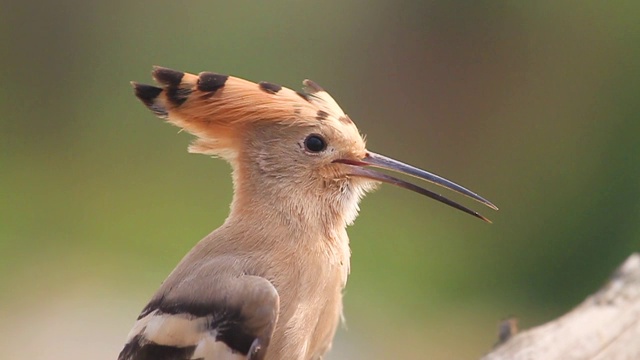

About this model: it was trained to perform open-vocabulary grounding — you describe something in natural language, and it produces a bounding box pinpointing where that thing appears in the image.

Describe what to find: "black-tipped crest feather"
[132,82,162,105]
[131,82,168,118]
[197,72,228,93]
[152,66,184,87]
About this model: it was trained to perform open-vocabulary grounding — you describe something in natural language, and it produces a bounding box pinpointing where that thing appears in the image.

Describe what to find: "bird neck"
[225,158,359,254]
[230,177,343,235]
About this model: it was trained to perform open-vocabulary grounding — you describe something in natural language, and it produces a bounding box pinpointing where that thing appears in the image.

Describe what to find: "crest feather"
[132,67,348,156]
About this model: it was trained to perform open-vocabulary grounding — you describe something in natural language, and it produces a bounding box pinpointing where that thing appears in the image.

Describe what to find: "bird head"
[132,67,496,227]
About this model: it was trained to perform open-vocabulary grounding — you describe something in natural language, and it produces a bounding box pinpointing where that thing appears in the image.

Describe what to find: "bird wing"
[118,257,280,360]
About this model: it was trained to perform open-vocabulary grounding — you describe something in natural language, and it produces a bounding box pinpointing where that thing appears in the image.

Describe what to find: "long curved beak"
[334,152,498,222]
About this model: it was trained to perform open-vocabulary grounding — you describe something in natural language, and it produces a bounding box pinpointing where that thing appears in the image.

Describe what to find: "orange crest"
[132,66,356,157]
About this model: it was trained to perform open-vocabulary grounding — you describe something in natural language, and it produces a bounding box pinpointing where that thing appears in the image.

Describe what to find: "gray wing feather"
[118,257,279,360]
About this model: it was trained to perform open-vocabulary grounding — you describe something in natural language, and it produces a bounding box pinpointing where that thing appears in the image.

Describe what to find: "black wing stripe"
[210,313,255,355]
[131,299,257,356]
[119,335,197,360]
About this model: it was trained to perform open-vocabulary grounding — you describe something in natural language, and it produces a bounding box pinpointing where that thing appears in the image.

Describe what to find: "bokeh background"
[1,1,639,359]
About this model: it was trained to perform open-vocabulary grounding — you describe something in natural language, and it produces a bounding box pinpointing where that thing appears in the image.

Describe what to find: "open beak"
[334,152,498,222]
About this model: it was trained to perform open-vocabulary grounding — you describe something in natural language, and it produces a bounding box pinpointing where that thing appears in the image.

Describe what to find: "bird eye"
[304,134,327,153]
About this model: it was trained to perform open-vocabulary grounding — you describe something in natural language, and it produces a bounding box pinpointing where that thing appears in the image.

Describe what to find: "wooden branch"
[483,253,640,360]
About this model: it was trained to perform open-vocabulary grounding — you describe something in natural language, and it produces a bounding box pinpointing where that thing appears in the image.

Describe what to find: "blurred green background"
[1,1,639,359]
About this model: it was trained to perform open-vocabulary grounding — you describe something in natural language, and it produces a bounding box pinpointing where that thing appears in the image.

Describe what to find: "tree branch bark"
[483,253,640,360]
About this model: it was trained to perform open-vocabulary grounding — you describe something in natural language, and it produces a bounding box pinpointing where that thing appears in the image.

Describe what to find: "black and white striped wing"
[118,273,279,360]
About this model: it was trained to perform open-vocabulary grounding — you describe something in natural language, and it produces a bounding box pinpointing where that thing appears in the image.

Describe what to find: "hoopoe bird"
[121,66,497,360]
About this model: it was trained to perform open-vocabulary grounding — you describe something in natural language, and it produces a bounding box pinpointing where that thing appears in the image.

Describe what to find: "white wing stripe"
[143,311,210,347]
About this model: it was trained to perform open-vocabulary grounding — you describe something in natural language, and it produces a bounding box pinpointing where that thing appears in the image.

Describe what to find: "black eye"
[304,134,327,153]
